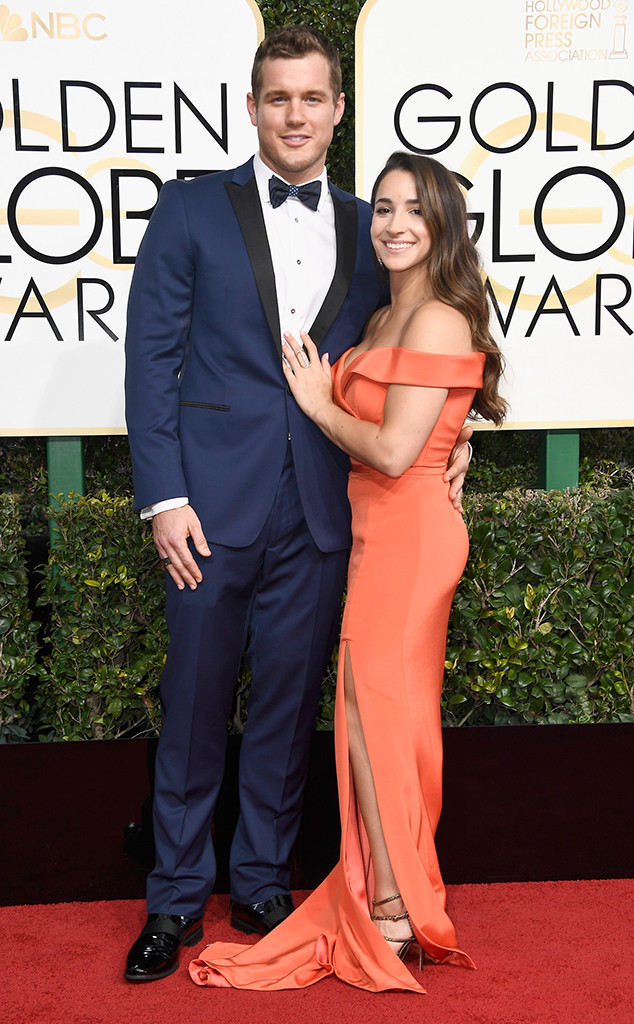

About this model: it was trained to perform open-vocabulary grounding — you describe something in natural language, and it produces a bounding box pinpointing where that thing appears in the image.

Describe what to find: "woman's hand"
[281,330,334,421]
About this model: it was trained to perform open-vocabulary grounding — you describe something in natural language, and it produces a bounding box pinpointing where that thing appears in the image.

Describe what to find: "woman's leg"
[343,644,413,945]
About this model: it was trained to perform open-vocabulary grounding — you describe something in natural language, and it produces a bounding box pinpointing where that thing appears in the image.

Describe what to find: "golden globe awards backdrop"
[0,0,263,434]
[357,0,634,428]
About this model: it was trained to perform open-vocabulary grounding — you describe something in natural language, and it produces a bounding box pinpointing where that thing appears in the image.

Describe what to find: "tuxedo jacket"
[124,158,387,553]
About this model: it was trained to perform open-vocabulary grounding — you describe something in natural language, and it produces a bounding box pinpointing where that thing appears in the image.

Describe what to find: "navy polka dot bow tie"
[268,175,322,212]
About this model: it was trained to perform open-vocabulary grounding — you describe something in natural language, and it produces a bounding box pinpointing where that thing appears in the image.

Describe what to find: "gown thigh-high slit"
[189,346,484,993]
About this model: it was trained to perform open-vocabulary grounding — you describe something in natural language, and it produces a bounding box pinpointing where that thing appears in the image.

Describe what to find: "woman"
[190,152,506,994]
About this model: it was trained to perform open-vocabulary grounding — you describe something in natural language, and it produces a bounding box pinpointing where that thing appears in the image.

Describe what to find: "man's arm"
[125,180,193,511]
[444,425,473,513]
[125,181,213,586]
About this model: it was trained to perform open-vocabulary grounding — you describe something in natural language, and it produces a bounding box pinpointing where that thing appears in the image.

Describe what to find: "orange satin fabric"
[190,347,484,993]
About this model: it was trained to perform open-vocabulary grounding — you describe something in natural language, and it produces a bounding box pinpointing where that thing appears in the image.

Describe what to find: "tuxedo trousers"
[147,445,349,915]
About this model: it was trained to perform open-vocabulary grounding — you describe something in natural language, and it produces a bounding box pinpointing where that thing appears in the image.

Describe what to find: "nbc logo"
[0,6,106,40]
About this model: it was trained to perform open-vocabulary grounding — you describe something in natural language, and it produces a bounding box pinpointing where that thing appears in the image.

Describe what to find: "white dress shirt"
[253,153,336,344]
[141,154,337,519]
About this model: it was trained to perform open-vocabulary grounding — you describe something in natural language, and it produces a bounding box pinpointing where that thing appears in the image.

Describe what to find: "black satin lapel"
[225,178,280,350]
[309,194,358,348]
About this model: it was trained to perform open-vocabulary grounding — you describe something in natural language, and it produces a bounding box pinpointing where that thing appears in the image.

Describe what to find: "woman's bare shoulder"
[400,300,473,355]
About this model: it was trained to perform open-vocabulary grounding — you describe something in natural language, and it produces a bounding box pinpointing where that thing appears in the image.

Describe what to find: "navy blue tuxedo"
[124,158,387,914]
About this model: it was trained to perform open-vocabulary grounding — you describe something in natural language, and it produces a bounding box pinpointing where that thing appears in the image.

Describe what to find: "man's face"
[247,53,345,185]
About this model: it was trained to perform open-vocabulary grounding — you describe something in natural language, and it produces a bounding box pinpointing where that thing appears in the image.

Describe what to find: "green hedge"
[444,487,634,726]
[4,485,626,741]
[0,494,39,741]
[37,492,164,741]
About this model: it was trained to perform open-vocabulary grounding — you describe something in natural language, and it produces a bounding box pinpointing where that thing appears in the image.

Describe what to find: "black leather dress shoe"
[124,914,203,982]
[230,894,295,936]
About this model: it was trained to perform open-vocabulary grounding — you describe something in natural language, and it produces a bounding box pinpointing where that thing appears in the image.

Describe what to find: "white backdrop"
[0,0,263,434]
[357,0,634,428]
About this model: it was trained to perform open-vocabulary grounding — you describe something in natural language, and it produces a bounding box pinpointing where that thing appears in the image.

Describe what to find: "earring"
[374,250,384,267]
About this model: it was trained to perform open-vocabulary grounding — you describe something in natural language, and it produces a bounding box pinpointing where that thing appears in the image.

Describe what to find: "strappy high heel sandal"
[371,893,423,970]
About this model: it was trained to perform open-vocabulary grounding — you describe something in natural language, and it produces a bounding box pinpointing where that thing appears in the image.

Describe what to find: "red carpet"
[3,880,632,1024]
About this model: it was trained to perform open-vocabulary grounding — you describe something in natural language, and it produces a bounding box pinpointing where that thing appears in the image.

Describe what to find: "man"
[124,25,470,982]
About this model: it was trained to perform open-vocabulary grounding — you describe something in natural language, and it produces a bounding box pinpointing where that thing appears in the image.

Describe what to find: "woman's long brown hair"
[371,151,507,425]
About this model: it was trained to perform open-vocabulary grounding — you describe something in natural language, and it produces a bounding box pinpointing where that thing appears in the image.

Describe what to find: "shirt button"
[290,308,295,314]
[297,259,301,265]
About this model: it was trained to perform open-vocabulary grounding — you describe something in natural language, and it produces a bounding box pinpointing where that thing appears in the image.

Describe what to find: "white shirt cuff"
[140,497,189,520]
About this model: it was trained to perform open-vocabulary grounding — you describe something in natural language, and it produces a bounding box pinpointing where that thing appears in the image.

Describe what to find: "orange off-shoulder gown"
[190,346,485,994]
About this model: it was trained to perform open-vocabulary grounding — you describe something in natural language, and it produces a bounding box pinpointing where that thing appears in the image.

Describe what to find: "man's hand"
[444,425,474,513]
[152,506,211,590]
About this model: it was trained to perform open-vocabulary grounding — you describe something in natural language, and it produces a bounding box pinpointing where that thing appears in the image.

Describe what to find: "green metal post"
[538,429,579,490]
[47,437,85,545]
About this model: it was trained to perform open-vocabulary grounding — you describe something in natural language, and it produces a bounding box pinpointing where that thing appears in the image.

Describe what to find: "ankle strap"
[372,892,402,908]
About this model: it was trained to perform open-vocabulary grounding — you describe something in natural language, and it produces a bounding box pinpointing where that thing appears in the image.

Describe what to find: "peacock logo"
[0,5,28,41]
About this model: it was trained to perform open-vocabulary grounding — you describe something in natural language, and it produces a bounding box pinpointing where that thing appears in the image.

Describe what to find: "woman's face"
[370,169,431,273]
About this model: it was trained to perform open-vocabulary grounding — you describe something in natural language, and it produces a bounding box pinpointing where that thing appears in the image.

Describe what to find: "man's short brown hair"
[251,25,343,103]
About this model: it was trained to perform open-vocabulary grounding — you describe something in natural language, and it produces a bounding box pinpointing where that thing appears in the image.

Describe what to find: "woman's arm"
[281,344,442,479]
[282,303,473,479]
